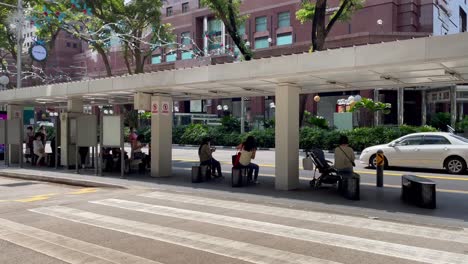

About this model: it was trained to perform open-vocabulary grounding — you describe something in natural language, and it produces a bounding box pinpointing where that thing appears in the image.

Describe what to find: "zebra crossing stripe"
[140,191,468,244]
[0,218,161,264]
[30,206,341,264]
[92,198,468,264]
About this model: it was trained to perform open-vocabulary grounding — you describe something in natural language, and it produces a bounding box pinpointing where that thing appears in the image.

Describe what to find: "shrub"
[180,124,209,145]
[429,112,451,131]
[247,128,275,148]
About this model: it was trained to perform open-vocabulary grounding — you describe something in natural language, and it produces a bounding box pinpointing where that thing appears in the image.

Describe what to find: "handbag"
[339,146,356,167]
[232,152,241,167]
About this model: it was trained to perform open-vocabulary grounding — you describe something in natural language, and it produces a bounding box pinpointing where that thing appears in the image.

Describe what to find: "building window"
[255,16,267,32]
[66,42,71,47]
[182,2,189,13]
[461,8,467,32]
[278,12,290,28]
[151,55,161,64]
[207,19,222,51]
[182,51,193,60]
[166,7,173,17]
[238,23,246,36]
[166,53,177,62]
[181,32,191,45]
[277,33,293,46]
[73,43,78,48]
[254,37,269,49]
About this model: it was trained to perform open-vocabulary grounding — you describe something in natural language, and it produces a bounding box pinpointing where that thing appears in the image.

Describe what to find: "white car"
[359,132,468,174]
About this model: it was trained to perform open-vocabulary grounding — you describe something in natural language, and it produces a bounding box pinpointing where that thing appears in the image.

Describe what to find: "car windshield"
[449,134,468,143]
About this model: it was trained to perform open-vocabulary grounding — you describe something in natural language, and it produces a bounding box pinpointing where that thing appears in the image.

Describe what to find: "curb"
[0,172,127,189]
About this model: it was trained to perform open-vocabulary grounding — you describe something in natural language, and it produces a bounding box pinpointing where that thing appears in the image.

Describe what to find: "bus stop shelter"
[1,33,468,190]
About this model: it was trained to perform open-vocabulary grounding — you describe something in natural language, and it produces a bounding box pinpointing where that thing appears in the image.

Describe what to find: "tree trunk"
[314,0,327,51]
[123,45,133,75]
[95,46,112,77]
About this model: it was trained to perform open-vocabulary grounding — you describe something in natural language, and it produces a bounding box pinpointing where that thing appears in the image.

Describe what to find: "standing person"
[129,127,138,158]
[79,147,88,169]
[238,136,259,184]
[33,133,47,166]
[334,135,355,174]
[39,125,47,145]
[198,137,222,178]
[25,126,34,163]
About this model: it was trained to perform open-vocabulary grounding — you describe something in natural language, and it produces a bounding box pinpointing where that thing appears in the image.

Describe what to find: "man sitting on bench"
[198,137,222,178]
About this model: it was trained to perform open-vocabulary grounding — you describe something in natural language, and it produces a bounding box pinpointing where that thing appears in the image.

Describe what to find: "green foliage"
[220,115,240,132]
[456,116,468,132]
[296,2,316,24]
[429,112,451,131]
[304,111,329,129]
[180,124,209,145]
[350,97,391,114]
[263,119,275,129]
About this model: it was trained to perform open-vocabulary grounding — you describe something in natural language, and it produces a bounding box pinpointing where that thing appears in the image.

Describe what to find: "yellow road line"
[173,166,468,195]
[15,193,58,203]
[69,188,98,195]
[174,159,468,182]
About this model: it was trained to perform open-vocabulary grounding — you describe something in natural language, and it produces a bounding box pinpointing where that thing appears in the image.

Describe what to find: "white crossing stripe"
[92,198,468,264]
[30,206,341,264]
[0,218,160,264]
[141,191,468,244]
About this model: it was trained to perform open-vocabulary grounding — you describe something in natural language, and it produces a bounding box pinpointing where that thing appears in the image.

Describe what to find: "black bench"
[231,167,250,187]
[401,175,436,209]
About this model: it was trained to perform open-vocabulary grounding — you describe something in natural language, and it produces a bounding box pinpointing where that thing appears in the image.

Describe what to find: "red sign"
[162,102,170,115]
[151,102,159,114]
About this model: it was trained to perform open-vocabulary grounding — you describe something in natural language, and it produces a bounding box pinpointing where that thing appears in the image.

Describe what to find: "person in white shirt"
[33,133,47,166]
[237,136,259,184]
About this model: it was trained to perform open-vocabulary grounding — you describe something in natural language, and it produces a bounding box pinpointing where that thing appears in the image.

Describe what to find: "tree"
[35,0,114,77]
[296,0,365,52]
[201,0,253,60]
[85,0,173,74]
[296,0,364,126]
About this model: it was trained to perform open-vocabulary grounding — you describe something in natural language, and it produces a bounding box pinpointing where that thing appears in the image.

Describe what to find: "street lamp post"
[16,0,23,89]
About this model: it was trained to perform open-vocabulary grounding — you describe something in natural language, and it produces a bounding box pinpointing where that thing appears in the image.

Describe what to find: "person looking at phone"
[198,137,222,178]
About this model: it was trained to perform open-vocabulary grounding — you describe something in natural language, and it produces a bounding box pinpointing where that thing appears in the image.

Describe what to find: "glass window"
[255,16,267,32]
[66,42,71,47]
[423,136,451,145]
[255,37,269,49]
[398,136,424,146]
[151,55,161,64]
[182,2,189,13]
[207,19,222,51]
[166,53,177,62]
[73,43,78,48]
[278,12,290,28]
[450,134,468,143]
[238,23,246,36]
[166,7,173,17]
[277,33,292,46]
[181,51,193,60]
[181,32,191,45]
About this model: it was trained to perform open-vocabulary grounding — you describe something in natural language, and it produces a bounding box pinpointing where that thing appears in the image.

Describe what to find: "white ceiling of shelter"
[1,33,468,106]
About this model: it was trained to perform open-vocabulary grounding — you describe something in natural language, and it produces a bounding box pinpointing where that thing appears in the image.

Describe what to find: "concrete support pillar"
[421,90,427,126]
[67,98,83,113]
[221,22,226,53]
[450,86,457,128]
[459,103,464,121]
[373,89,380,126]
[203,16,208,56]
[151,95,173,178]
[7,105,22,164]
[398,88,404,125]
[61,99,83,168]
[275,84,300,191]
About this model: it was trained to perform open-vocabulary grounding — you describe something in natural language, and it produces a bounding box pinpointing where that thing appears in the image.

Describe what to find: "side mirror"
[389,142,396,147]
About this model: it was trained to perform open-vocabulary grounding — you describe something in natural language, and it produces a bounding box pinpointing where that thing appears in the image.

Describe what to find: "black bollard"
[376,149,384,187]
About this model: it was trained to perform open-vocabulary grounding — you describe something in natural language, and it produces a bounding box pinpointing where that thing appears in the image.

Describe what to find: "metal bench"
[401,175,436,209]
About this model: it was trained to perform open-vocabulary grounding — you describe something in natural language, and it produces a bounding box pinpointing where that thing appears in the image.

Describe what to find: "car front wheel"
[445,157,466,174]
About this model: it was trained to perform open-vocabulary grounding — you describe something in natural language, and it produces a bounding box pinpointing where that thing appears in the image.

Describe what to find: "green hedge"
[134,124,437,151]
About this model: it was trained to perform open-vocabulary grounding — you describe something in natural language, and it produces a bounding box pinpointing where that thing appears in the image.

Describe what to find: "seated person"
[237,136,259,184]
[334,135,355,175]
[198,137,222,178]
[33,133,47,166]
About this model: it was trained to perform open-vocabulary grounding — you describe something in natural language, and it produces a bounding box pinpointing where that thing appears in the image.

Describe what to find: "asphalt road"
[1,175,468,264]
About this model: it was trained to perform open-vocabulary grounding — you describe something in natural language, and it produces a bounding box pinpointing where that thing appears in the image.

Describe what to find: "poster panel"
[102,116,122,147]
[76,115,98,146]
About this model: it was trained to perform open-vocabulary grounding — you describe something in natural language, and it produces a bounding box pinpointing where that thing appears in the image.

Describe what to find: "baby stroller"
[304,148,342,188]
